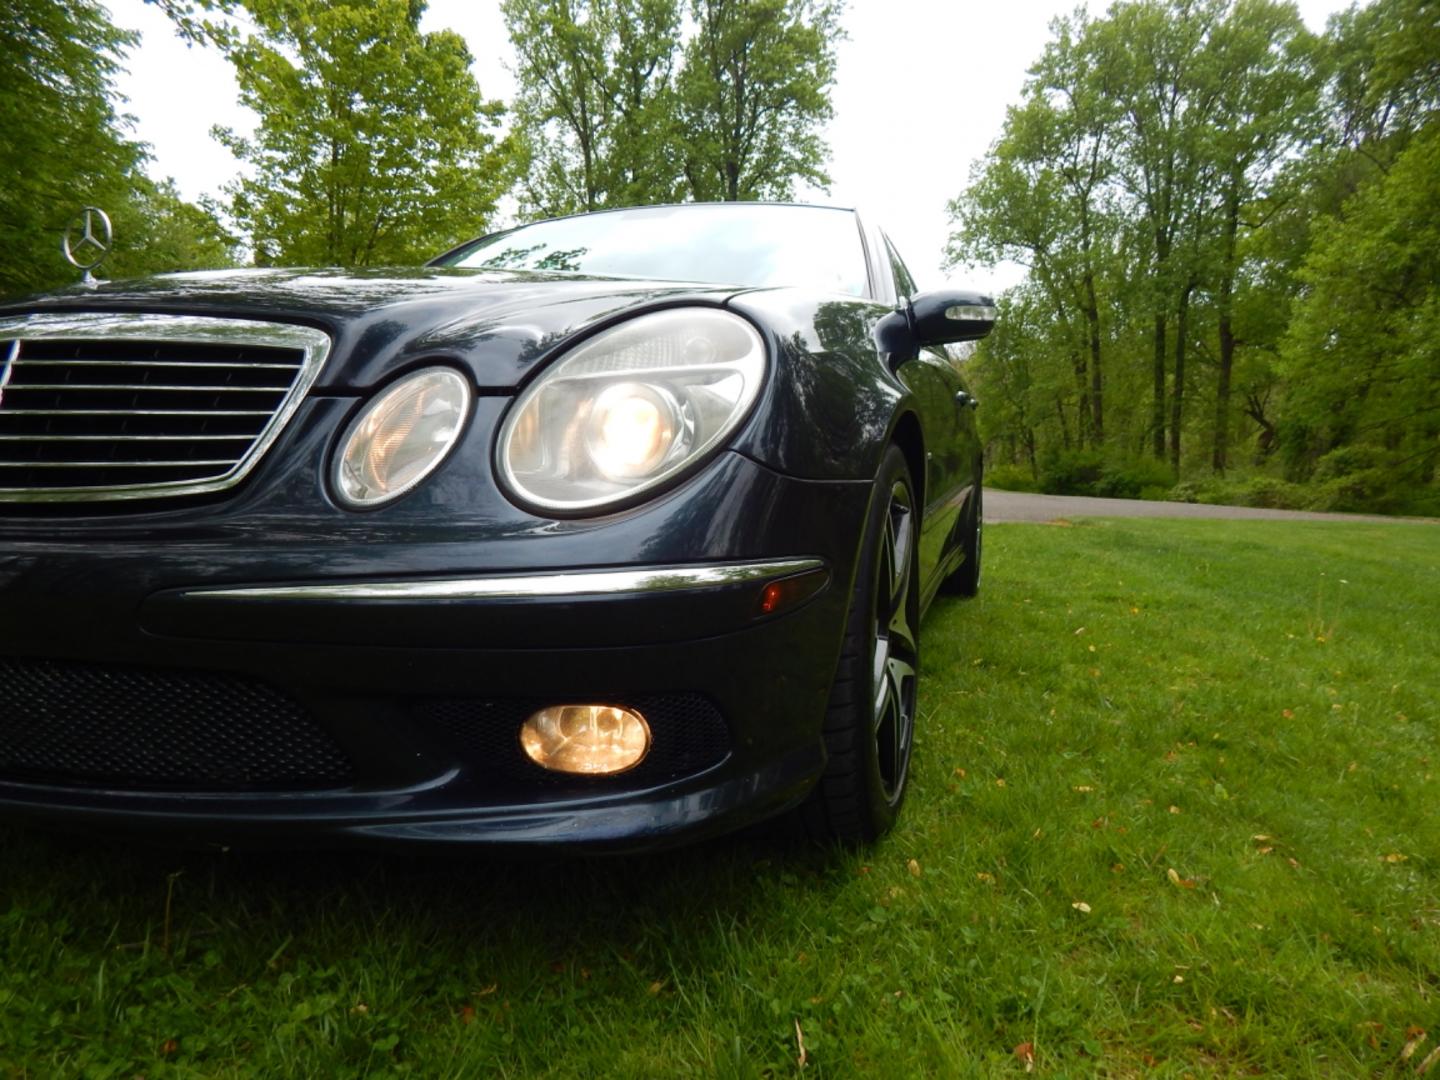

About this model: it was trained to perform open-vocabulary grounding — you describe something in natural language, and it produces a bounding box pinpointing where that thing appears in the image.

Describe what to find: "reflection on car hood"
[0,266,745,390]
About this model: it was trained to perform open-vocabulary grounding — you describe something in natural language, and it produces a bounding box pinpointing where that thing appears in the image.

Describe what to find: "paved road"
[985,488,1429,525]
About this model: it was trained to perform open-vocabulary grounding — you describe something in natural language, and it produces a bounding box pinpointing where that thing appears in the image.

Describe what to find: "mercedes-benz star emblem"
[62,206,113,285]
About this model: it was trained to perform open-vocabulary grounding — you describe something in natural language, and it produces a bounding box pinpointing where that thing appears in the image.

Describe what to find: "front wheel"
[794,444,920,843]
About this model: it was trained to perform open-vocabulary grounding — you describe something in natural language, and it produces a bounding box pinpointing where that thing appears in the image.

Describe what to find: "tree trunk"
[1152,313,1167,460]
[1213,191,1240,474]
[1170,282,1194,474]
[1084,269,1103,442]
[1244,392,1276,461]
[1072,350,1090,449]
[1214,306,1236,473]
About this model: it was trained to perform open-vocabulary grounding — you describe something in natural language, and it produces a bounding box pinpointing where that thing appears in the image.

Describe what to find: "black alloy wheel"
[795,444,920,842]
[871,472,918,803]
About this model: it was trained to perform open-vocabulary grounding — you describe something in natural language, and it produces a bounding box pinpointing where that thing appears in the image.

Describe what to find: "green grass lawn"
[2,519,1438,1078]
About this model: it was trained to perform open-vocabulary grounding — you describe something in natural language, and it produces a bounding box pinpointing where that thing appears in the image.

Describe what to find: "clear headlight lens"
[498,308,766,513]
[334,367,471,507]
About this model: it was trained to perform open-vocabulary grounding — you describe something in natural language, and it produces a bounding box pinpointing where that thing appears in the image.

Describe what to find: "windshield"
[435,204,869,297]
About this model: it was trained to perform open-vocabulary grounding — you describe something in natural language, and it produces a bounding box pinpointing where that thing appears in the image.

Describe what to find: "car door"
[878,233,972,597]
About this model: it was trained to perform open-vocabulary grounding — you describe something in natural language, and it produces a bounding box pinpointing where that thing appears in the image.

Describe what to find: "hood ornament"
[62,206,113,287]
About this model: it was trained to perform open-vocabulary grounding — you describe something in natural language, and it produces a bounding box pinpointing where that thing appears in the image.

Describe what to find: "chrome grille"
[0,313,330,501]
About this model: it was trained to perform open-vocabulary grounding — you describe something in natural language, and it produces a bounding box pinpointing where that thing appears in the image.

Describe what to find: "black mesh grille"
[422,693,730,790]
[0,657,354,791]
[0,337,306,494]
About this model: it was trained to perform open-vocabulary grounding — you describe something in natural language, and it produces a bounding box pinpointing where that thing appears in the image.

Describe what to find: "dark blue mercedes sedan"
[0,202,991,851]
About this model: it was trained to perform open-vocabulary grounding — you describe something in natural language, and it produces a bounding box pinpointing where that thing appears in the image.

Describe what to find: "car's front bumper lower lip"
[0,742,827,853]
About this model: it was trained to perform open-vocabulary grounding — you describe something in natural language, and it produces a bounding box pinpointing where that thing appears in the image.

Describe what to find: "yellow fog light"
[519,705,651,775]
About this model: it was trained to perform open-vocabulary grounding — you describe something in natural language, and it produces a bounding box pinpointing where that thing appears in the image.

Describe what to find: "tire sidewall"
[852,445,920,836]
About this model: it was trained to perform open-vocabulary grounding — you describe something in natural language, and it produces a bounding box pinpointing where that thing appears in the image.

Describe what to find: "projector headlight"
[497,308,766,513]
[334,367,471,508]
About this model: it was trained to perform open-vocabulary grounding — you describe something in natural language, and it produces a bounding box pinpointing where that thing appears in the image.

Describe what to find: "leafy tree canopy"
[504,0,684,216]
[948,0,1439,513]
[0,0,240,297]
[678,0,842,202]
[217,0,515,266]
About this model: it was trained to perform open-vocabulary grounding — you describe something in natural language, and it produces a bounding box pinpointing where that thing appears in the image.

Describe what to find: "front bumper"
[0,452,872,851]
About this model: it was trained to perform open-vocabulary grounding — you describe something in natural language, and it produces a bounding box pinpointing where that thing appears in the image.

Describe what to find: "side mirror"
[910,290,996,346]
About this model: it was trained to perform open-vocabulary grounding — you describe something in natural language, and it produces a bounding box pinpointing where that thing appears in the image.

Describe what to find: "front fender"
[724,288,912,482]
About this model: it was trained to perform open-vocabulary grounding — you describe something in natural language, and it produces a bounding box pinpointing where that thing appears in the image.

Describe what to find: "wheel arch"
[888,410,925,513]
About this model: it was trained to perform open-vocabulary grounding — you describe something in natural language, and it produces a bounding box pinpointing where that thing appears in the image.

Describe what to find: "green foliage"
[106,178,241,279]
[983,463,1040,493]
[1093,457,1178,499]
[0,0,142,295]
[1281,122,1440,490]
[503,0,685,216]
[1036,448,1105,496]
[146,0,241,47]
[954,0,1437,516]
[0,0,254,298]
[503,0,840,213]
[677,0,842,201]
[218,0,515,266]
[1,520,1437,1074]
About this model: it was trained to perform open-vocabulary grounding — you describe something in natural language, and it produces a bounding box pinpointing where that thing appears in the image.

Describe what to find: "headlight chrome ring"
[496,307,766,515]
[333,366,472,508]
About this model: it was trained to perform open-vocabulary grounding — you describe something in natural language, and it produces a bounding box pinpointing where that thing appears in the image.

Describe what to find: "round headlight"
[497,308,765,513]
[334,367,471,508]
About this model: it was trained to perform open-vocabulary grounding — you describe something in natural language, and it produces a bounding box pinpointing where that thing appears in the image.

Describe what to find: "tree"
[677,0,842,201]
[107,179,241,278]
[949,11,1121,449]
[217,0,514,267]
[1198,0,1318,473]
[0,0,144,295]
[0,0,242,297]
[1278,0,1440,499]
[942,0,1435,512]
[1090,0,1227,470]
[1281,124,1440,495]
[504,0,683,217]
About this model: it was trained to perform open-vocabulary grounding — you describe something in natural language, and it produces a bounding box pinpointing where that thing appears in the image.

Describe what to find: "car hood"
[0,266,745,390]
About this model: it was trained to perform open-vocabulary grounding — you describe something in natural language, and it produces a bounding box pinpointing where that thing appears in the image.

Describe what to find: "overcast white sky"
[107,0,1347,294]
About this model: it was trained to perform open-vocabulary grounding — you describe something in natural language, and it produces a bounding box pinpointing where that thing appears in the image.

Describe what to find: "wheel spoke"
[871,478,918,803]
[888,501,912,613]
[872,633,890,717]
[888,600,916,657]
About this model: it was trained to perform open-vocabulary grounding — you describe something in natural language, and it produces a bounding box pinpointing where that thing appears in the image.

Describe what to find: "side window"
[883,235,918,300]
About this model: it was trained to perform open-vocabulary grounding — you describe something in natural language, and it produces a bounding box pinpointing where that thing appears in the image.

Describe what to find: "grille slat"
[16,359,303,371]
[0,315,330,501]
[0,434,256,442]
[8,384,292,393]
[0,460,239,468]
[0,409,276,416]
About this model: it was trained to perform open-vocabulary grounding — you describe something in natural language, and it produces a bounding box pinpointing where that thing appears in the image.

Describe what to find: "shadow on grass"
[0,819,849,962]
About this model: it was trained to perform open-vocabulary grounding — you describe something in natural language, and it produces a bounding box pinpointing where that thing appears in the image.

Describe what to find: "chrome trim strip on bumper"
[0,313,331,503]
[183,558,826,602]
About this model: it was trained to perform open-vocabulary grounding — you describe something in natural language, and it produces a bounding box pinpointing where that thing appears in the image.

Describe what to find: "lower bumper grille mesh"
[0,657,354,791]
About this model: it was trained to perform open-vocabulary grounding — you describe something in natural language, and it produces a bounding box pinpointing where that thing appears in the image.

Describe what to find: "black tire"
[795,444,920,843]
[939,485,982,598]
